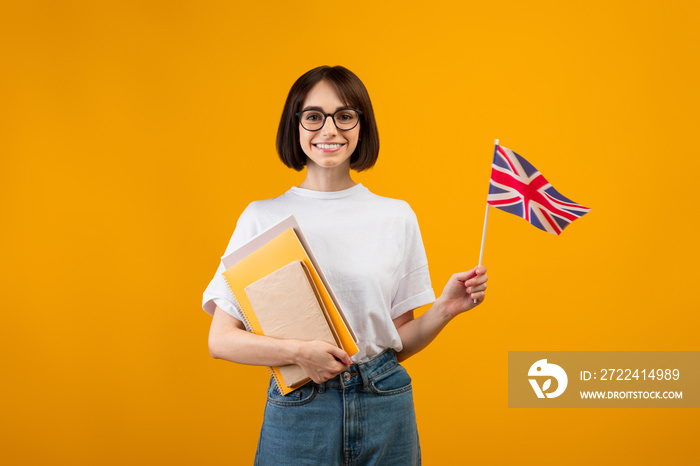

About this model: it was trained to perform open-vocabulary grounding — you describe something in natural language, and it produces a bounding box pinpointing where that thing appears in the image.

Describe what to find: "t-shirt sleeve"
[390,205,436,319]
[201,204,260,321]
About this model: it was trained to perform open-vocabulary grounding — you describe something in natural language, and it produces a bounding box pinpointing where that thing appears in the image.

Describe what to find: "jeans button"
[343,372,351,381]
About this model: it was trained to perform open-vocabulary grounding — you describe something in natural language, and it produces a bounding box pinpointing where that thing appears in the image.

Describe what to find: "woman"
[203,65,488,465]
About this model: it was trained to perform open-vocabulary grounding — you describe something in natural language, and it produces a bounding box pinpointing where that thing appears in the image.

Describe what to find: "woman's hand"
[436,266,488,319]
[392,266,489,361]
[294,340,352,384]
[209,306,351,382]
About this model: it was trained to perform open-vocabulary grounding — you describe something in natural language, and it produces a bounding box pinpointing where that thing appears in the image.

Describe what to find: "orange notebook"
[221,215,358,395]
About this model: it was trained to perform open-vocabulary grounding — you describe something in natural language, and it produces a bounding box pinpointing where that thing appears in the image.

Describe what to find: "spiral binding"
[223,273,254,332]
[222,273,287,395]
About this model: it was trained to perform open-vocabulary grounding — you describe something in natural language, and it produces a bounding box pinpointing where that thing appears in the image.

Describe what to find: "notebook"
[221,215,358,395]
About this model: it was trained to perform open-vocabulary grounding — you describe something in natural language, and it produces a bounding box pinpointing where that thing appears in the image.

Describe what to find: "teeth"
[316,144,341,149]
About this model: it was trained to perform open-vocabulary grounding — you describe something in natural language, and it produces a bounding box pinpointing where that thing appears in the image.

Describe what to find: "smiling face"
[298,80,360,172]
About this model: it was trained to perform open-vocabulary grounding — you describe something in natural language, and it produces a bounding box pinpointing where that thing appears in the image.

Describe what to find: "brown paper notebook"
[244,260,341,388]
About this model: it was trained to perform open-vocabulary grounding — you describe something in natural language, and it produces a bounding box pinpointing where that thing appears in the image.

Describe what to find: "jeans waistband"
[321,349,398,390]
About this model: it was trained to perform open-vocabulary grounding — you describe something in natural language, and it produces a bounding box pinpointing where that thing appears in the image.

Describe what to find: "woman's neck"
[299,161,357,192]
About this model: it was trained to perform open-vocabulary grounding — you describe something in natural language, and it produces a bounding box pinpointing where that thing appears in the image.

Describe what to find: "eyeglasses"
[296,108,362,132]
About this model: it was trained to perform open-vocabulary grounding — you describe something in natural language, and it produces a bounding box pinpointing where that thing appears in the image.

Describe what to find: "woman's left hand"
[436,266,488,318]
[393,265,489,361]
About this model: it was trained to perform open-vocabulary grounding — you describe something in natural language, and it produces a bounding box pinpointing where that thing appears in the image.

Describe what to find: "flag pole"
[477,202,489,267]
[474,139,498,304]
[477,138,498,266]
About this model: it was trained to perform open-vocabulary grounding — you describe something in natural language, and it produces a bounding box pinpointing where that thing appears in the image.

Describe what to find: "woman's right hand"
[294,340,352,384]
[209,306,351,383]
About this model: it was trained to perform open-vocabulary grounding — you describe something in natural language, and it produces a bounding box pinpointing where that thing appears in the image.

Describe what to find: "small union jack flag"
[487,145,590,235]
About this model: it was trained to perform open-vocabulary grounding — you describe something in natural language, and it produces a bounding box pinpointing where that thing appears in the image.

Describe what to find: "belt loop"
[358,362,370,389]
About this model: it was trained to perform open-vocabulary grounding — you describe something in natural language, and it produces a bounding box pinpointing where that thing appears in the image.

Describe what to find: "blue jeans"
[255,349,420,465]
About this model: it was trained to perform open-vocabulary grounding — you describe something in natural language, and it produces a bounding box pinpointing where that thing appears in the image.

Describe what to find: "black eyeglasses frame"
[295,108,363,132]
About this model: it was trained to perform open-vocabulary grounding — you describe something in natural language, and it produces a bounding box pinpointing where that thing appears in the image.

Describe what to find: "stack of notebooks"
[221,215,358,395]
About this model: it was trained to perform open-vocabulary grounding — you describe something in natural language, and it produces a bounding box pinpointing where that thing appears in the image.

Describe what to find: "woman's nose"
[320,115,338,135]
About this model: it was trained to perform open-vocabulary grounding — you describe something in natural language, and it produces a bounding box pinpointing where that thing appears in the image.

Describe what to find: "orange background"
[2,1,698,464]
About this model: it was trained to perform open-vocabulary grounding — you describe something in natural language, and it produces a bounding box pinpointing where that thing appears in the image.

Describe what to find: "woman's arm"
[393,266,488,362]
[208,305,352,383]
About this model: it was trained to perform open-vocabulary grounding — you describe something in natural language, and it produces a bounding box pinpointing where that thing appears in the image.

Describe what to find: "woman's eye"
[305,113,322,121]
[337,112,353,121]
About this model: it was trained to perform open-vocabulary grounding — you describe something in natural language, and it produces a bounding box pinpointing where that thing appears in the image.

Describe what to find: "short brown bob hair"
[276,66,380,172]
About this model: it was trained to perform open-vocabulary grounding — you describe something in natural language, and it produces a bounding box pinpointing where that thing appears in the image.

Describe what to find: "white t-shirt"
[202,183,436,363]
